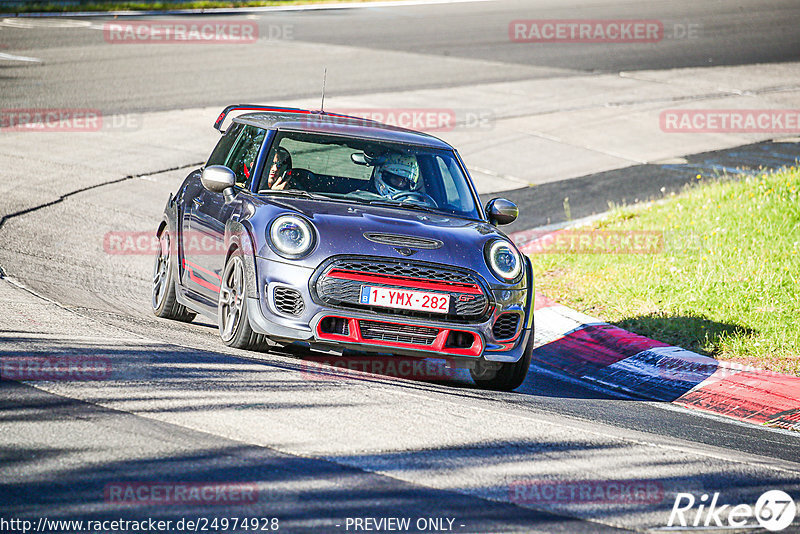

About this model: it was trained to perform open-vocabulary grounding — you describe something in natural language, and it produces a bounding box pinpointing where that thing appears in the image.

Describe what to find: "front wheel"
[470,329,533,391]
[218,250,270,351]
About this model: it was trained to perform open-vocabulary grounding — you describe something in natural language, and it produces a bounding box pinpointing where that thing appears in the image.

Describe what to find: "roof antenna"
[320,67,327,113]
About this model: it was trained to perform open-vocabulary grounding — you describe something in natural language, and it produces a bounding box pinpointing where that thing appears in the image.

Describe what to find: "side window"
[437,157,458,204]
[206,122,243,166]
[224,125,267,189]
[435,155,472,211]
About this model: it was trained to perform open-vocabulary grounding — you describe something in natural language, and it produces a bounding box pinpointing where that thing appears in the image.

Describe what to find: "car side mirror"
[201,165,236,199]
[485,198,518,226]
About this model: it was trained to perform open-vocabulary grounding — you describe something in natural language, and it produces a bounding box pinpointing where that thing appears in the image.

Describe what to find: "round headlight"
[269,215,315,258]
[486,240,522,282]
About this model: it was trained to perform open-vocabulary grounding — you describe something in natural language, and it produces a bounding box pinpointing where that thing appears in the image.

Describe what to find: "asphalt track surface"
[1,1,800,532]
[0,0,799,113]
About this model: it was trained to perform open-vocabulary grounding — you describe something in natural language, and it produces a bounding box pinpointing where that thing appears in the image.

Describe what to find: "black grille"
[363,233,443,250]
[314,258,490,322]
[274,287,305,316]
[329,258,476,285]
[492,313,520,340]
[359,320,439,345]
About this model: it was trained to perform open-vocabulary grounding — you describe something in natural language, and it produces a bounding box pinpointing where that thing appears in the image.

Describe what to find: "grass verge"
[1,0,393,14]
[530,167,800,376]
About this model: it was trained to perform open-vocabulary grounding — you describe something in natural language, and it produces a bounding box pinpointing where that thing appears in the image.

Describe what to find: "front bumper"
[246,256,531,363]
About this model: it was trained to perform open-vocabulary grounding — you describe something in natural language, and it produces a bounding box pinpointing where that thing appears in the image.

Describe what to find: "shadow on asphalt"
[2,382,798,533]
[0,383,625,533]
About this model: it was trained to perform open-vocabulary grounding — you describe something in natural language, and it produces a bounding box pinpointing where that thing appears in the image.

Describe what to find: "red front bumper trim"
[316,315,483,357]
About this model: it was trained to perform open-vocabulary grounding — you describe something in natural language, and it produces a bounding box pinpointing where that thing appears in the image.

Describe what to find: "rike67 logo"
[667,490,797,531]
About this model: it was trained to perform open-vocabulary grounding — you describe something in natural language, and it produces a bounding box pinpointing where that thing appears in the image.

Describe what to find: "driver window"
[224,125,266,189]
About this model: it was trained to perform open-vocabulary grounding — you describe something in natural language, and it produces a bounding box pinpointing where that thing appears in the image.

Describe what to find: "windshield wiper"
[258,189,328,200]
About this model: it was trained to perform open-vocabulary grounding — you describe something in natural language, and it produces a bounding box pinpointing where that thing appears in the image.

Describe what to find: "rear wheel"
[152,229,196,322]
[470,329,533,391]
[218,250,270,351]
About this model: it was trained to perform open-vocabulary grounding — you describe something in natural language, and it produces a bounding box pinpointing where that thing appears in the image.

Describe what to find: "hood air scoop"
[363,232,443,250]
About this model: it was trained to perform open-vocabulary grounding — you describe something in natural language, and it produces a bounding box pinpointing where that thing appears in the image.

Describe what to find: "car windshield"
[257,130,481,219]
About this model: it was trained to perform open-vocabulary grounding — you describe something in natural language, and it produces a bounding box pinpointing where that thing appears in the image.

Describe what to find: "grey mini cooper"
[152,105,534,390]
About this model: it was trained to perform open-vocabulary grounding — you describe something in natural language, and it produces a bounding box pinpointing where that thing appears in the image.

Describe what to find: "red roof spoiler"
[213,104,377,133]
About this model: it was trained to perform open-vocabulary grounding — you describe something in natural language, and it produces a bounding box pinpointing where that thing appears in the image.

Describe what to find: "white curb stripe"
[0,52,42,62]
[1,0,493,18]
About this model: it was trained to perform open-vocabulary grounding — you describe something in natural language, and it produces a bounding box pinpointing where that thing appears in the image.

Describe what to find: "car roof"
[232,111,453,149]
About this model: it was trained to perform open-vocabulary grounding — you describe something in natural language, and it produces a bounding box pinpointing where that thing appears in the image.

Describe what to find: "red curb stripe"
[517,229,568,255]
[513,229,567,255]
[508,227,550,247]
[532,324,670,378]
[675,370,800,424]
[533,292,558,311]
[520,222,800,429]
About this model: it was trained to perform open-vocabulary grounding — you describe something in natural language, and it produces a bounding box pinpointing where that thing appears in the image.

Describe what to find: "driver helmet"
[374,153,421,197]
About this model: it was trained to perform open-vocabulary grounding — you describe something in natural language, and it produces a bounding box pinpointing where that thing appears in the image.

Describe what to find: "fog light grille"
[274,287,305,316]
[492,313,520,340]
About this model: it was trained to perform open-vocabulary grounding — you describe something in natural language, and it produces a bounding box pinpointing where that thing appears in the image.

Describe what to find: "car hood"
[249,196,519,286]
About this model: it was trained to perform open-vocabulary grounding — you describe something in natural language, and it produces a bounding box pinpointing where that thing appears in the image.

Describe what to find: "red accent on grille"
[325,269,483,295]
[316,316,483,357]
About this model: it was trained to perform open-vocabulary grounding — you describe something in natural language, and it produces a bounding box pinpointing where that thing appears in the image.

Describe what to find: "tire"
[470,328,533,391]
[152,229,196,322]
[218,249,270,351]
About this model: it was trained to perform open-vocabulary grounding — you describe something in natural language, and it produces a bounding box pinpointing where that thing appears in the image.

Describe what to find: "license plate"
[360,286,449,314]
